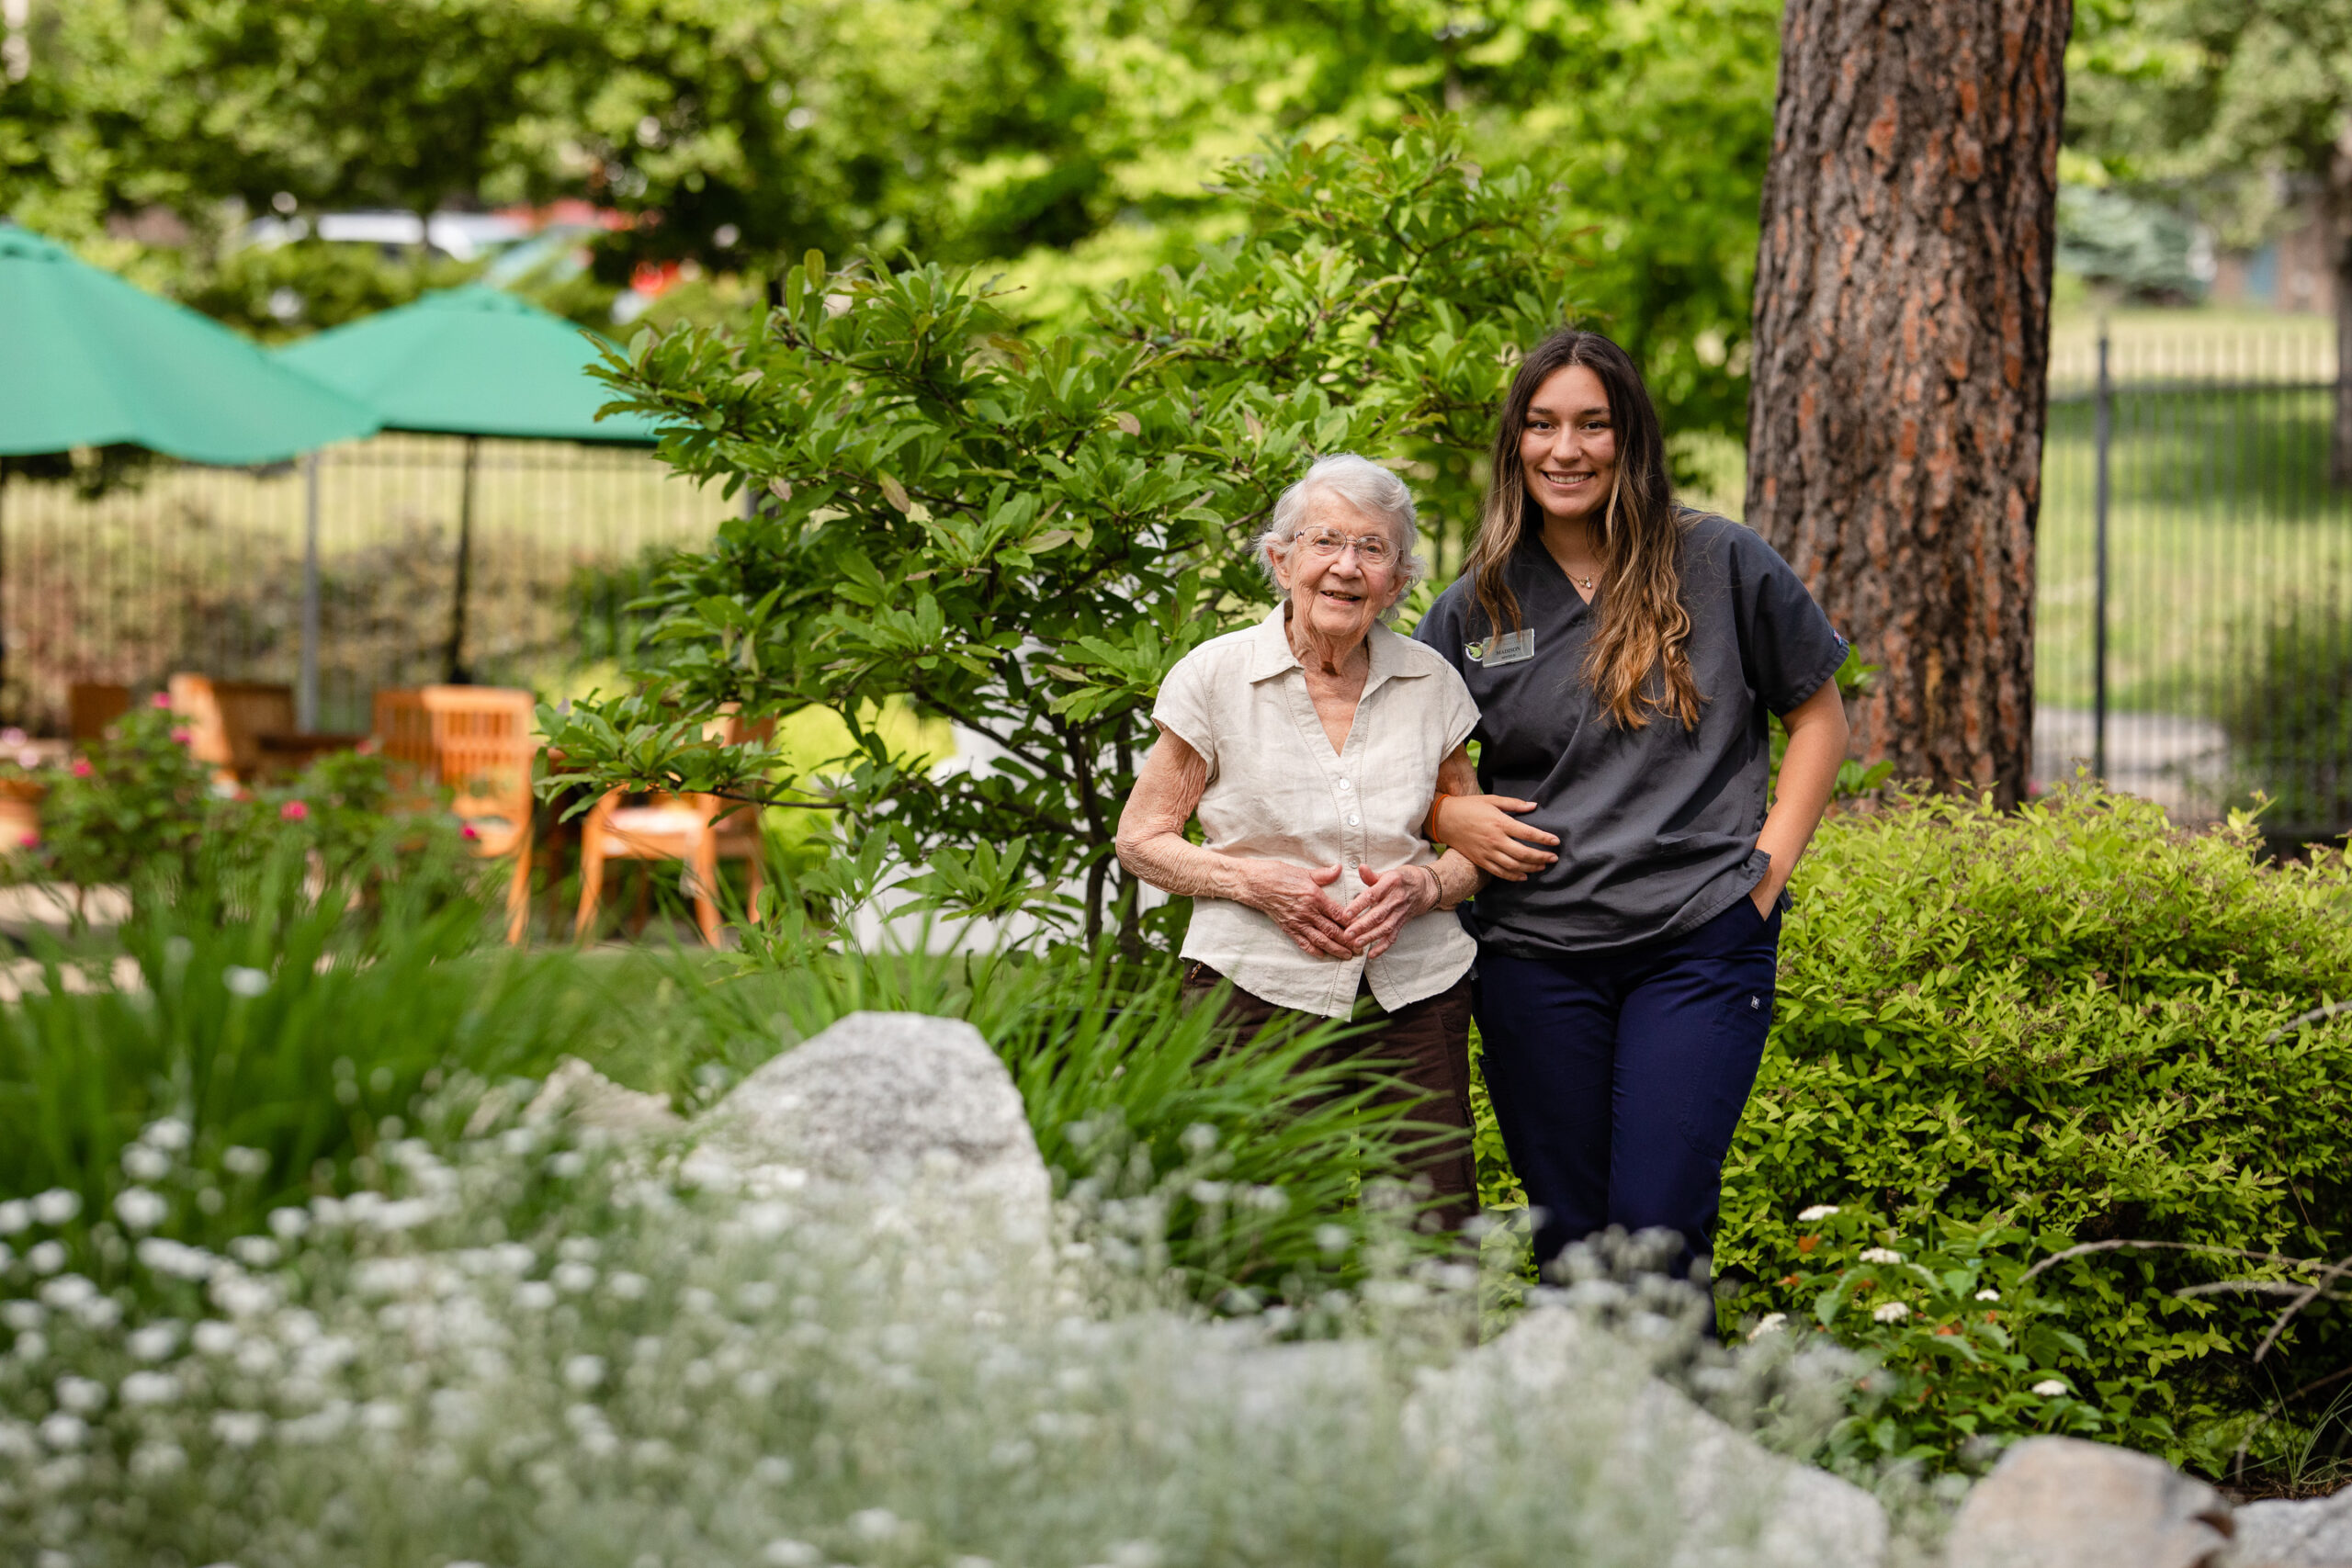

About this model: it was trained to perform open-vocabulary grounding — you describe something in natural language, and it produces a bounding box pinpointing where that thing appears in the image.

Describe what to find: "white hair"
[1251,454,1429,620]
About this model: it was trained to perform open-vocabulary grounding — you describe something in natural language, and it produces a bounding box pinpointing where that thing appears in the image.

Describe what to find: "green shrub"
[1721,785,2352,1472]
[23,701,214,892]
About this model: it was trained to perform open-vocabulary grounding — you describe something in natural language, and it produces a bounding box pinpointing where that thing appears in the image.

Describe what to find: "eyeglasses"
[1295,529,1397,568]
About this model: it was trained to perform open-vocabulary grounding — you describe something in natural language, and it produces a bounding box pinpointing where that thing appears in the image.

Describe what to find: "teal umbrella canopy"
[0,225,379,463]
[276,287,662,443]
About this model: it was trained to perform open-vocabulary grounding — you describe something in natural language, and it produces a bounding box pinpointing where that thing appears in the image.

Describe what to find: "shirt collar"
[1245,605,1428,693]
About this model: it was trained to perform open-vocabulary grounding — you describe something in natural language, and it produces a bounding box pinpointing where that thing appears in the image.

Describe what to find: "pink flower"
[150,692,173,709]
[460,823,481,841]
[279,800,309,822]
[169,728,191,745]
[17,833,37,850]
[70,758,93,779]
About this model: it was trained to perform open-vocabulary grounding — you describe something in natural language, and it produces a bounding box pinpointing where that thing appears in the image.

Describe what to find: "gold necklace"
[1566,567,1597,592]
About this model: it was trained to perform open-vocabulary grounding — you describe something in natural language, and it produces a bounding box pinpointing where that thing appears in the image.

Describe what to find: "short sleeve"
[1151,649,1218,773]
[1728,528,1848,715]
[1411,588,1470,678]
[1435,662,1479,754]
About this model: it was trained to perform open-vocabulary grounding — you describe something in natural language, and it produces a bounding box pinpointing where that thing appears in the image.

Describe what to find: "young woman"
[1412,328,1851,1286]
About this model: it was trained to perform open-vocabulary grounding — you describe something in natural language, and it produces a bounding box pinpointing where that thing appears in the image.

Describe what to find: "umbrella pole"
[298,452,321,730]
[0,465,8,728]
[445,435,478,683]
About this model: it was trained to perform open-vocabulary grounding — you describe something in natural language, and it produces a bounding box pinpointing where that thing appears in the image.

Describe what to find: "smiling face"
[1269,491,1404,652]
[1519,364,1620,528]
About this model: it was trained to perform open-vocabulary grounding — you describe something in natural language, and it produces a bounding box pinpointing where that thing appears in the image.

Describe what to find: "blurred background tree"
[0,0,1777,457]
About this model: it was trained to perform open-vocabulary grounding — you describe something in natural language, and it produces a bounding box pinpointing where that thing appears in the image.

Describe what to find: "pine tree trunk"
[1745,0,2071,806]
[2329,140,2352,488]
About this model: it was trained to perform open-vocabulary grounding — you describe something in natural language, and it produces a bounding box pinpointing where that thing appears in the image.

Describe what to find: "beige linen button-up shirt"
[1152,608,1480,1020]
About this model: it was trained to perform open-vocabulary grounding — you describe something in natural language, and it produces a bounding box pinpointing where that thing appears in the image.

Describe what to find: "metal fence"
[2038,323,2352,839]
[0,435,724,735]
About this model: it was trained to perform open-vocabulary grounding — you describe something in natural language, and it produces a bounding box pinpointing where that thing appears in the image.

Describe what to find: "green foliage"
[17,705,476,910]
[573,919,1457,1305]
[175,239,482,341]
[1720,786,2352,1472]
[23,702,213,890]
[1752,1204,2186,1472]
[2056,185,2206,301]
[2221,587,2352,832]
[0,858,599,1263]
[541,118,1583,946]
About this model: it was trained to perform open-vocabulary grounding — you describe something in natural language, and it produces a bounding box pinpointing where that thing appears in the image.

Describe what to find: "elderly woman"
[1114,454,1487,1227]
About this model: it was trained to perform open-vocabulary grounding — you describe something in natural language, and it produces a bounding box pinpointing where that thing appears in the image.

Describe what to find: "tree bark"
[1746,0,2071,806]
[2329,128,2352,488]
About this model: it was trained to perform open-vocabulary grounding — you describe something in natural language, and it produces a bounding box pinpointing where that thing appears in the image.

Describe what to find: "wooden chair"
[574,714,772,946]
[168,676,297,785]
[373,685,538,944]
[67,683,131,743]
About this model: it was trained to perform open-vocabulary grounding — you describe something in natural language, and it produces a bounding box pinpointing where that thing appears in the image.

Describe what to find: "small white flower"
[606,1270,648,1301]
[1857,1247,1902,1265]
[563,1355,606,1391]
[120,1371,180,1406]
[129,1439,188,1481]
[514,1280,558,1312]
[3,1302,42,1330]
[39,1412,86,1450]
[2031,1378,2069,1397]
[126,1323,181,1361]
[266,1207,310,1241]
[221,966,270,998]
[192,1321,239,1356]
[220,1146,270,1178]
[121,1145,172,1182]
[228,1236,278,1269]
[0,1200,28,1234]
[40,1277,96,1311]
[1797,1204,1840,1223]
[30,1189,81,1225]
[851,1507,904,1542]
[1871,1301,1911,1324]
[13,1330,47,1362]
[762,1543,820,1568]
[1974,1288,2001,1303]
[140,1118,192,1153]
[114,1188,168,1231]
[1747,1312,1790,1339]
[552,1261,597,1293]
[26,1241,65,1275]
[752,1454,795,1485]
[357,1400,405,1433]
[55,1375,107,1414]
[210,1410,268,1449]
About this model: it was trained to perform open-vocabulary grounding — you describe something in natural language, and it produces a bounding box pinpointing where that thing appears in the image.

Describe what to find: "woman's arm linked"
[1425,743,1559,882]
[1748,678,1849,914]
[1114,728,1356,959]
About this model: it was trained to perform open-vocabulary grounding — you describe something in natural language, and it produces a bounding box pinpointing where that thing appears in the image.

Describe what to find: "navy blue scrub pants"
[1474,897,1781,1285]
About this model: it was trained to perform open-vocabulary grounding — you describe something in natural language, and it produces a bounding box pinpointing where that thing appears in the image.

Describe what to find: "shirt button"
[1338,778,1351,791]
[1346,814,1360,826]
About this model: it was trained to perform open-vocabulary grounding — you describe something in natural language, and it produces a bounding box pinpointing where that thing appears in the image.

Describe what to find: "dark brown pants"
[1181,964,1478,1230]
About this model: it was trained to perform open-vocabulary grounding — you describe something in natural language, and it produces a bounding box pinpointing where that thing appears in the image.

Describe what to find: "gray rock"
[2233,1487,2352,1567]
[1947,1436,2233,1568]
[1406,1303,1889,1568]
[523,1056,685,1134]
[687,1011,1053,1254]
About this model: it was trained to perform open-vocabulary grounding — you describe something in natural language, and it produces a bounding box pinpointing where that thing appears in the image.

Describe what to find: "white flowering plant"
[0,1093,1869,1567]
[1736,1202,2182,1472]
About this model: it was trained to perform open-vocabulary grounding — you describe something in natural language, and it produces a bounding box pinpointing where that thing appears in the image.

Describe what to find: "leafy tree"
[539,119,1584,951]
[2067,0,2352,475]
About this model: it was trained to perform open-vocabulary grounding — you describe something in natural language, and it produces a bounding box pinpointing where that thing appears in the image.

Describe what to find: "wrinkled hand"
[1340,863,1440,960]
[1244,861,1353,958]
[1432,795,1558,882]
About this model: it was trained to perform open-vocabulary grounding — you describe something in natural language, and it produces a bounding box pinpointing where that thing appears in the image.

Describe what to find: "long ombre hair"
[1464,329,1701,730]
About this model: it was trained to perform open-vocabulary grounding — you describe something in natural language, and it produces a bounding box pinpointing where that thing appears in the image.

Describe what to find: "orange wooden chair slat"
[372,686,537,944]
[574,714,771,946]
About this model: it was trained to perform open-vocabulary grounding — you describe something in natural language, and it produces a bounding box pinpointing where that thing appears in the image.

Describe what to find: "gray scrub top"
[1413,509,1847,955]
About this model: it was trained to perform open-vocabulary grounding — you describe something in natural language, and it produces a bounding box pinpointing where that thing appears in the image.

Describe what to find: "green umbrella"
[277,287,663,681]
[0,224,379,724]
[0,225,379,463]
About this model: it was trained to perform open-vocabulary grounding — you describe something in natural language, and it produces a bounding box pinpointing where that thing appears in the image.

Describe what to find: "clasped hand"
[1246,861,1438,960]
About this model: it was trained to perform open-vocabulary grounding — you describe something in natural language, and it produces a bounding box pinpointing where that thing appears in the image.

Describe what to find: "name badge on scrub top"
[1467,629,1534,668]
